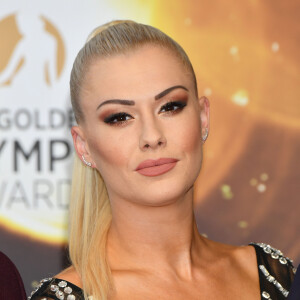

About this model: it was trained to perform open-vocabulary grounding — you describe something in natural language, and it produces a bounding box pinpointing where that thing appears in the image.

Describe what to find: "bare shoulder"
[55,265,82,289]
[230,243,258,277]
[203,238,258,278]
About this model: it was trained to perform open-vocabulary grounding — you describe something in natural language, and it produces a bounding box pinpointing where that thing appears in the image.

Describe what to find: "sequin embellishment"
[53,280,77,300]
[259,265,289,297]
[58,280,68,288]
[64,286,73,294]
[51,285,59,292]
[56,290,64,300]
[250,243,294,298]
[253,243,293,265]
[262,291,271,299]
[28,278,77,300]
[28,278,52,299]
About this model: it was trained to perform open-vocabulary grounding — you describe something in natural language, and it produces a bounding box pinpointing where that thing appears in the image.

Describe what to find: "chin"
[133,183,193,207]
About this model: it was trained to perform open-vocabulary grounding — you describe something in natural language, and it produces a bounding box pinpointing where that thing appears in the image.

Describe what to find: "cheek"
[173,112,202,154]
[87,131,130,174]
[174,112,203,183]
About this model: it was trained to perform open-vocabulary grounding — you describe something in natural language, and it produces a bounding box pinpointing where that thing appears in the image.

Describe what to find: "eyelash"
[103,101,187,126]
[104,113,132,126]
[159,101,187,114]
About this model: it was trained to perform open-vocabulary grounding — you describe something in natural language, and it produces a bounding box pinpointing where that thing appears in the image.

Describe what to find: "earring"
[202,128,209,142]
[82,155,92,167]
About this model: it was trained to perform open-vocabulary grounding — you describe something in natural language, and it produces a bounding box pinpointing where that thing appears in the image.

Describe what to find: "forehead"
[82,45,194,102]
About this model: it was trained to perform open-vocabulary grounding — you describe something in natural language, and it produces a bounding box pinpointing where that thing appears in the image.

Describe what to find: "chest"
[109,273,260,300]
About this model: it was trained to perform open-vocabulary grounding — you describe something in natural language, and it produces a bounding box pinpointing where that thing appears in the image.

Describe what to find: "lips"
[135,158,178,177]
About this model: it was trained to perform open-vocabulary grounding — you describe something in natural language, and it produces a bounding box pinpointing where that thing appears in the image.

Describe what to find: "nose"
[139,117,166,151]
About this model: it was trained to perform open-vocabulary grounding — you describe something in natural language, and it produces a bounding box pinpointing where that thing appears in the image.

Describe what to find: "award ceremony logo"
[0,12,65,88]
[0,11,73,245]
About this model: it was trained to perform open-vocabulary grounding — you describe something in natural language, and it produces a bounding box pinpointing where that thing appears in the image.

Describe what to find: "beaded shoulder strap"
[28,277,83,300]
[250,242,296,299]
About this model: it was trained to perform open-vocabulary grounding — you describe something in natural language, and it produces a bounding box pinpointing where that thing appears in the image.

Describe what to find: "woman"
[29,20,295,300]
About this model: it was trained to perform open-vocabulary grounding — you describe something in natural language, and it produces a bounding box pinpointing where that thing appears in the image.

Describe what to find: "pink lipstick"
[135,158,178,177]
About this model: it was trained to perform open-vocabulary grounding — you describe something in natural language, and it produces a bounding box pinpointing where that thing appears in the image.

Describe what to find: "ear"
[71,126,95,168]
[198,96,210,140]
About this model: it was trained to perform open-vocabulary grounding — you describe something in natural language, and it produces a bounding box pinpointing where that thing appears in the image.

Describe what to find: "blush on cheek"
[173,118,203,188]
[176,116,202,153]
[88,134,128,174]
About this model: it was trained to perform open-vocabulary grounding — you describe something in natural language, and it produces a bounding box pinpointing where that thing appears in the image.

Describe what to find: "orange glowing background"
[147,0,300,262]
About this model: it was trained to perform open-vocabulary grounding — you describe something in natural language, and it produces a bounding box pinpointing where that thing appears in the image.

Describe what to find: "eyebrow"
[154,85,188,100]
[96,85,189,110]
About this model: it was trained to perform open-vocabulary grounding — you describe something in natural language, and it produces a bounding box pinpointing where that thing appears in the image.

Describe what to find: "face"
[72,45,209,207]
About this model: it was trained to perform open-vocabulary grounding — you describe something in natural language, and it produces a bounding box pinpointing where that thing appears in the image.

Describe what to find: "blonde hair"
[69,20,198,300]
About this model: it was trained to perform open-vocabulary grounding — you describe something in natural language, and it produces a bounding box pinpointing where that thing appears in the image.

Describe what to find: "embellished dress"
[28,243,296,300]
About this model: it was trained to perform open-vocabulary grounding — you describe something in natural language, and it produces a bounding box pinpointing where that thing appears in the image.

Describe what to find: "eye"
[104,112,133,125]
[159,101,187,114]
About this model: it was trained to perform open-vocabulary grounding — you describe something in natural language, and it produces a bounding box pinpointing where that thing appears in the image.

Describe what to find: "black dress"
[28,243,296,300]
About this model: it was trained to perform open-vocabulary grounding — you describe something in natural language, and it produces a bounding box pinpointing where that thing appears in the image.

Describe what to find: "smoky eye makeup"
[159,100,187,114]
[103,112,133,126]
[101,93,189,125]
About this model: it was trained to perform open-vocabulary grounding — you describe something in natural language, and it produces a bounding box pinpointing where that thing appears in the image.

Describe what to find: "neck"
[107,188,205,279]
